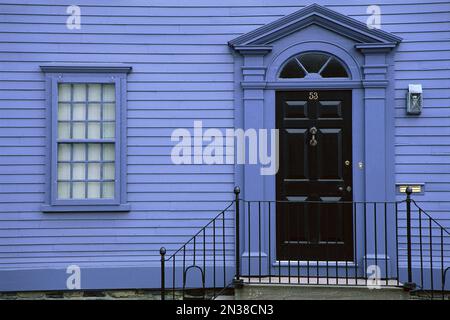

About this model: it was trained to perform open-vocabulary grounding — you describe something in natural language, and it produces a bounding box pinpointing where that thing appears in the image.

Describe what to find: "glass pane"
[73,144,86,161]
[88,84,101,101]
[299,53,329,73]
[58,103,71,121]
[58,84,71,102]
[57,163,71,180]
[73,103,86,121]
[103,122,115,139]
[88,103,101,120]
[73,163,86,180]
[88,122,101,139]
[88,143,101,161]
[58,122,70,139]
[87,182,101,198]
[103,163,115,180]
[321,58,348,78]
[73,84,86,102]
[73,182,86,199]
[58,182,71,199]
[279,59,306,78]
[58,144,71,161]
[102,182,114,198]
[88,163,101,180]
[72,122,86,139]
[103,103,115,121]
[103,84,115,102]
[103,144,115,161]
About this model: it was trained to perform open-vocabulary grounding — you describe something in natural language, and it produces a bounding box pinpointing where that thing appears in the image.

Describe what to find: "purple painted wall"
[0,0,449,291]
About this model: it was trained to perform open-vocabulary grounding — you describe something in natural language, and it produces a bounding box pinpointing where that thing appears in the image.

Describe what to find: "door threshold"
[274,260,357,267]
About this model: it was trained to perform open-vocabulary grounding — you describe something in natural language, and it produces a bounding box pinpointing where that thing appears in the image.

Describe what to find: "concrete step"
[234,284,411,300]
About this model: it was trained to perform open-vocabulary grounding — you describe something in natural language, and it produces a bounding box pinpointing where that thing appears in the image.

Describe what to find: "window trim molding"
[40,64,131,212]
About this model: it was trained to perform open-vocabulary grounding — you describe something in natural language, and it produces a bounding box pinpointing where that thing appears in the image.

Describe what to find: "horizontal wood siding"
[0,0,449,282]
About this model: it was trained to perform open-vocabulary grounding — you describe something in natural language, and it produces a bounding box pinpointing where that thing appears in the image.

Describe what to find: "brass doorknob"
[338,186,344,192]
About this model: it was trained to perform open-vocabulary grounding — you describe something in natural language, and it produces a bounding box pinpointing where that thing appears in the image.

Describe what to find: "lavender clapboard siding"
[0,0,449,290]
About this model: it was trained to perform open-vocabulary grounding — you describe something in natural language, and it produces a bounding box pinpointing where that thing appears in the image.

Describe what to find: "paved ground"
[1,287,447,300]
[234,285,412,300]
[0,290,163,300]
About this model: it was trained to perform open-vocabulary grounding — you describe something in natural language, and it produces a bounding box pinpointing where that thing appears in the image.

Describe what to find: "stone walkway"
[0,290,162,300]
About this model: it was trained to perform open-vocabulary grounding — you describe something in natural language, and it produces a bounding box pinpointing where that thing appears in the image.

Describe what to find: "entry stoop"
[232,284,411,300]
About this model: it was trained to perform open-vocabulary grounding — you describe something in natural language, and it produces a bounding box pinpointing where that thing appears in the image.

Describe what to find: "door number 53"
[309,91,319,100]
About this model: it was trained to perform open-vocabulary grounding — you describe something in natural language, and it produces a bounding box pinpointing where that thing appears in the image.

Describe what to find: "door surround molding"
[229,3,401,273]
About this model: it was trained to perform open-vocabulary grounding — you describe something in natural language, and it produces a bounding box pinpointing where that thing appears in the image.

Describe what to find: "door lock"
[309,127,318,147]
[345,160,351,166]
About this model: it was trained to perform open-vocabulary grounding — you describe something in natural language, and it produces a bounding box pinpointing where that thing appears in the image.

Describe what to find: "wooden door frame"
[231,27,398,276]
[275,90,354,262]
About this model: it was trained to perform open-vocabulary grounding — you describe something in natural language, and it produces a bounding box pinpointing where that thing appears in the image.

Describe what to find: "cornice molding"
[229,3,402,51]
[40,63,132,73]
[233,45,272,55]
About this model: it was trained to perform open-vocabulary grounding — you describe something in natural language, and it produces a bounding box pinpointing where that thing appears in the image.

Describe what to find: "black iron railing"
[159,199,236,300]
[161,187,450,300]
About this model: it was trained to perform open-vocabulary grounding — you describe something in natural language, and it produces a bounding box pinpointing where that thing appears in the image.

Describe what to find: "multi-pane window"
[56,83,116,199]
[279,52,349,79]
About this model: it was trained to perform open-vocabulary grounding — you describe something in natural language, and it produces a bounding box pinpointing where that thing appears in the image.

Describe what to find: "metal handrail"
[159,186,450,300]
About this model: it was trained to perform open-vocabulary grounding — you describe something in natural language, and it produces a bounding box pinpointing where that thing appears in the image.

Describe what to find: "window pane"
[88,122,101,139]
[73,144,86,161]
[103,84,115,102]
[102,182,114,198]
[88,143,101,161]
[103,144,115,161]
[58,122,70,139]
[88,163,101,180]
[73,84,86,101]
[103,122,115,139]
[57,163,71,180]
[58,144,71,161]
[72,122,86,139]
[88,103,101,120]
[103,163,115,180]
[103,103,115,121]
[320,58,348,78]
[73,182,86,199]
[58,182,71,199]
[54,82,119,202]
[73,103,86,121]
[299,53,329,73]
[279,59,306,78]
[58,103,71,121]
[58,84,71,102]
[73,163,86,180]
[88,84,101,101]
[88,182,101,198]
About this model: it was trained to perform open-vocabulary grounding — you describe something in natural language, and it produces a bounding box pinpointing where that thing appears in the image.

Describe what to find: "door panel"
[276,90,353,261]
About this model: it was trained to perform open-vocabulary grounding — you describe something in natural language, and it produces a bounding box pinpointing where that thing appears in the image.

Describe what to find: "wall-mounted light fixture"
[406,84,422,115]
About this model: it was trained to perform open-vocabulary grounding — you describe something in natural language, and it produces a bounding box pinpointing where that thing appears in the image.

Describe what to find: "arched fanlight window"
[279,52,349,79]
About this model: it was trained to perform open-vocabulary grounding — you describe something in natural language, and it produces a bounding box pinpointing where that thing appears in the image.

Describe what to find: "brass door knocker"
[309,126,318,146]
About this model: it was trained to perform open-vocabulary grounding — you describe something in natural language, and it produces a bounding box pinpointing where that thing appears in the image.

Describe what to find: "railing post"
[404,187,416,291]
[160,247,166,300]
[233,186,244,288]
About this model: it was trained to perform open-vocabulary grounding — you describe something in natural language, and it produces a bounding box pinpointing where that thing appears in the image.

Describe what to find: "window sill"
[41,204,130,213]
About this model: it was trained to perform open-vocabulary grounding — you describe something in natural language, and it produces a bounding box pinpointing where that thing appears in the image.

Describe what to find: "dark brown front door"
[276,90,353,261]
